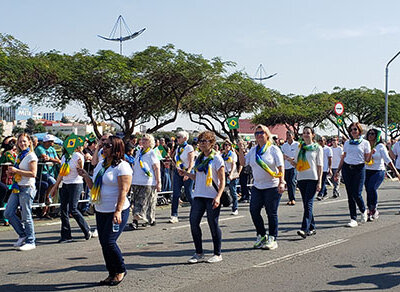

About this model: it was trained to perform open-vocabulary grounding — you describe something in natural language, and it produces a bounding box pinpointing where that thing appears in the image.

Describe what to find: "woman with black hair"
[365,128,400,221]
[78,136,132,286]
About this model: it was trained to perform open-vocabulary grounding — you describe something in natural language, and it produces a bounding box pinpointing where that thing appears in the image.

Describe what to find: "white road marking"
[44,221,61,226]
[170,215,245,230]
[318,199,347,205]
[253,238,349,268]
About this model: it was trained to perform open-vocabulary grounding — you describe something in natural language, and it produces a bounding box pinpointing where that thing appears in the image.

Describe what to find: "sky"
[2,0,400,131]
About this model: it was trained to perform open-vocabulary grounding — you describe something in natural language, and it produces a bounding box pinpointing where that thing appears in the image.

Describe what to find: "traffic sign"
[334,102,344,116]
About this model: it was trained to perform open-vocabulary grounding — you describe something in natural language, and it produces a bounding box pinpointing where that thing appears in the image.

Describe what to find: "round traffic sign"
[334,102,344,116]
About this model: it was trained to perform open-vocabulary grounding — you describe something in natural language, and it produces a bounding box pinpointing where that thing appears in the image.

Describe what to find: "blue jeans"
[161,167,172,192]
[332,168,340,194]
[96,208,129,276]
[342,163,366,220]
[227,177,239,212]
[297,180,317,232]
[239,171,250,200]
[284,168,297,201]
[318,171,329,197]
[190,197,222,255]
[5,186,36,244]
[171,169,194,217]
[250,186,282,237]
[365,169,385,211]
[60,183,90,240]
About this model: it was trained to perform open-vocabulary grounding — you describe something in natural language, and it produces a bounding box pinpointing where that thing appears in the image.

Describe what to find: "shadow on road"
[0,282,99,291]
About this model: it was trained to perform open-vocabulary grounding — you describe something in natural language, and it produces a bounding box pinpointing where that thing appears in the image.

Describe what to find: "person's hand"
[43,155,50,161]
[316,182,322,193]
[333,172,339,182]
[7,166,17,175]
[49,186,57,198]
[113,210,122,224]
[177,169,186,177]
[278,182,286,194]
[156,181,162,192]
[84,153,92,161]
[183,175,189,181]
[328,168,333,176]
[212,196,220,209]
[371,149,376,155]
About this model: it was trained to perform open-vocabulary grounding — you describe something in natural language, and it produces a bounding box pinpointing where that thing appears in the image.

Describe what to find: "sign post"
[334,102,344,140]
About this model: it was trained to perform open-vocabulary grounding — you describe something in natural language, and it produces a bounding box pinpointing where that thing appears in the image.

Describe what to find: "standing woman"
[178,131,225,264]
[50,145,93,242]
[334,122,371,227]
[5,133,38,251]
[78,136,132,286]
[365,129,400,221]
[222,140,239,215]
[289,127,323,238]
[238,125,285,249]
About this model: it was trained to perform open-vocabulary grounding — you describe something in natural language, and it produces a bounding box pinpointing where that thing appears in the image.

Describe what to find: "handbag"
[212,180,232,207]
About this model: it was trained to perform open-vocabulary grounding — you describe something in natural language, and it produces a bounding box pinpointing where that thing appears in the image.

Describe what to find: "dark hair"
[125,142,134,154]
[366,128,383,145]
[1,136,16,151]
[198,131,216,148]
[108,136,125,167]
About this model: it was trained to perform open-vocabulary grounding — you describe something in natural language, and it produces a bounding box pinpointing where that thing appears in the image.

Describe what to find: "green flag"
[336,116,344,126]
[63,133,79,155]
[85,132,97,142]
[227,117,239,130]
[389,123,397,132]
[158,145,168,158]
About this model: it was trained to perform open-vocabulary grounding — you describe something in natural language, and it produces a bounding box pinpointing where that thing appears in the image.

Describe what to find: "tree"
[12,126,24,135]
[61,116,69,123]
[25,118,36,134]
[0,122,4,137]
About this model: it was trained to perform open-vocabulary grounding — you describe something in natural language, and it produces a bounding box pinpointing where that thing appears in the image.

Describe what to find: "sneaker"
[372,209,379,220]
[231,210,239,216]
[13,236,27,247]
[253,235,267,249]
[307,229,316,236]
[58,238,73,243]
[207,254,223,263]
[316,195,323,201]
[297,230,307,239]
[91,229,98,238]
[169,216,179,224]
[360,210,368,223]
[18,243,36,251]
[187,253,205,264]
[346,219,358,228]
[262,236,278,250]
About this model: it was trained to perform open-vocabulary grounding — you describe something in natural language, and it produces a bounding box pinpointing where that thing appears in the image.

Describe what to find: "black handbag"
[212,180,232,207]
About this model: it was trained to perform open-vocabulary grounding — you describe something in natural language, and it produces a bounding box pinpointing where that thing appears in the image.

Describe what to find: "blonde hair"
[255,124,273,143]
[177,130,189,140]
[17,133,34,153]
[142,133,155,148]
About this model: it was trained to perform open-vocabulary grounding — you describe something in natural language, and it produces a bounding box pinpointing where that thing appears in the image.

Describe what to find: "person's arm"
[228,161,236,180]
[334,152,346,181]
[316,165,323,192]
[186,151,194,172]
[328,156,333,175]
[91,143,103,166]
[49,174,63,197]
[238,140,247,167]
[77,168,94,189]
[178,168,196,180]
[277,165,286,194]
[113,174,132,224]
[212,165,225,209]
[152,162,162,192]
[9,160,37,178]
[388,142,396,160]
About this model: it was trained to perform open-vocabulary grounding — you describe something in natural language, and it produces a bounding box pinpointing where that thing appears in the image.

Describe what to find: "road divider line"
[319,199,347,205]
[44,221,61,226]
[253,238,349,268]
[170,215,245,230]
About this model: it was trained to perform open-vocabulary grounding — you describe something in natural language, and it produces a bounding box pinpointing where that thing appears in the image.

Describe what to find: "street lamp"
[385,50,400,142]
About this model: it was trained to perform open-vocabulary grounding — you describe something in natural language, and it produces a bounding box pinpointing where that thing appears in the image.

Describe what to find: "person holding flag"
[169,131,195,223]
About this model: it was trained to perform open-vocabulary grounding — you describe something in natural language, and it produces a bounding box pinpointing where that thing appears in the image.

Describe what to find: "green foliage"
[12,126,24,135]
[0,122,4,138]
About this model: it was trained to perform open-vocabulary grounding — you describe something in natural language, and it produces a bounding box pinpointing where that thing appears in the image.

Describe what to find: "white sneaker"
[262,236,278,250]
[169,216,179,224]
[231,210,239,216]
[187,253,205,264]
[207,254,223,263]
[91,229,98,238]
[346,219,358,228]
[18,243,36,251]
[372,210,379,220]
[13,236,27,247]
[360,210,368,223]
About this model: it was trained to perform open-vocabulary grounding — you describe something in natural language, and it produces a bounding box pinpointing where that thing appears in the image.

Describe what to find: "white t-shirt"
[294,144,323,181]
[366,143,392,171]
[132,149,160,186]
[343,140,371,165]
[245,145,284,189]
[193,154,224,199]
[391,141,400,169]
[223,151,238,173]
[322,145,333,172]
[93,161,132,213]
[331,146,343,169]
[18,152,38,187]
[175,144,194,170]
[61,152,84,184]
[281,141,300,170]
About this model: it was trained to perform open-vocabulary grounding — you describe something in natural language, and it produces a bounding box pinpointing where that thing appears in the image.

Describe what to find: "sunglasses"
[367,132,376,136]
[254,131,265,136]
[176,136,182,139]
[351,128,358,131]
[199,139,211,143]
[104,143,113,149]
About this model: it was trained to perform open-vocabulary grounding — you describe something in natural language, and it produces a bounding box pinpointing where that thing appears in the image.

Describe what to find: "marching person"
[316,137,332,201]
[281,130,299,205]
[4,133,38,251]
[289,127,323,238]
[78,136,132,286]
[222,140,240,215]
[331,136,343,198]
[238,125,285,250]
[334,122,371,227]
[179,131,225,264]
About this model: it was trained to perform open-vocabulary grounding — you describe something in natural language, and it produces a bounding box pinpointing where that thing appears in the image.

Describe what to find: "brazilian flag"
[227,117,239,130]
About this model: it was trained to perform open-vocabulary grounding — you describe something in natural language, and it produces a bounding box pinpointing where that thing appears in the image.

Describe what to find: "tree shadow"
[0,282,99,291]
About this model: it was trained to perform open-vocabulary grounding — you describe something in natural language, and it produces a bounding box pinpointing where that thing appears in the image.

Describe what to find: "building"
[0,105,33,122]
[43,121,103,136]
[238,119,290,140]
[38,112,64,121]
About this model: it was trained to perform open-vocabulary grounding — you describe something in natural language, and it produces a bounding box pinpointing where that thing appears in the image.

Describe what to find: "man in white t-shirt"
[389,139,400,173]
[317,137,332,200]
[281,131,299,205]
[330,136,343,198]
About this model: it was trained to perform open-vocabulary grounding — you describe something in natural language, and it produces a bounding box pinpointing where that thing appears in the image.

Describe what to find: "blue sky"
[2,0,400,130]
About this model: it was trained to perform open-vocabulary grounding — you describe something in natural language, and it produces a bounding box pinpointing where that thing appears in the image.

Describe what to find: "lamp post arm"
[384,50,400,142]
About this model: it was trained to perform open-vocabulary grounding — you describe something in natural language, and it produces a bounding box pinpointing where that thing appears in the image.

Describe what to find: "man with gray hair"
[169,131,194,223]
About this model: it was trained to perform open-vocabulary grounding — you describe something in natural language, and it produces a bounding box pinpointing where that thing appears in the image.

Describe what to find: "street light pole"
[385,50,400,142]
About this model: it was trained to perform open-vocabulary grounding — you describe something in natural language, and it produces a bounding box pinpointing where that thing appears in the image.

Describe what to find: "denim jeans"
[331,168,340,195]
[239,171,250,200]
[190,197,222,255]
[250,186,282,237]
[60,183,90,240]
[96,208,129,276]
[317,171,329,197]
[284,168,297,201]
[5,186,36,244]
[161,167,172,192]
[365,169,385,211]
[297,180,317,232]
[227,177,239,212]
[342,163,366,220]
[171,169,194,217]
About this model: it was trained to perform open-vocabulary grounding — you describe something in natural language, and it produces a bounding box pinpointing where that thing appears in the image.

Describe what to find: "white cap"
[43,134,55,142]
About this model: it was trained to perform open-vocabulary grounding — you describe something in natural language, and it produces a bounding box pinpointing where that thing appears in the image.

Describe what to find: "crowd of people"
[1,122,399,286]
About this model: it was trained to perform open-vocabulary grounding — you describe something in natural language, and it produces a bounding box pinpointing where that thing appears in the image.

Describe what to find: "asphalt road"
[1,181,400,292]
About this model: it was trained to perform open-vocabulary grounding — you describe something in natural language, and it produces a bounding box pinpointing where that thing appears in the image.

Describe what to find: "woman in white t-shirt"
[289,127,323,239]
[5,133,38,251]
[78,136,132,286]
[365,128,400,221]
[238,125,285,250]
[50,145,93,243]
[178,131,225,264]
[335,122,372,228]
